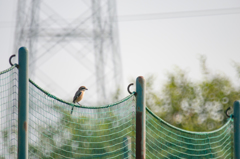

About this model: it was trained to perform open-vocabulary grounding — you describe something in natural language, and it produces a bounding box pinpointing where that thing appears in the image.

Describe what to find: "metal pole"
[234,101,240,159]
[136,76,146,159]
[18,47,29,159]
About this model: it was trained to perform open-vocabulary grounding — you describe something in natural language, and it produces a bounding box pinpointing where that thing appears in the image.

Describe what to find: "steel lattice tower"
[13,0,122,104]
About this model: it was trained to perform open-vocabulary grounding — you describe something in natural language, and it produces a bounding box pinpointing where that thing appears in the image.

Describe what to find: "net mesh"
[0,65,234,159]
[146,107,233,159]
[0,65,18,159]
[28,80,136,159]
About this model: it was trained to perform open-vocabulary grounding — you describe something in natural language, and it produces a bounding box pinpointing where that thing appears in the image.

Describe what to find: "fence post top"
[19,47,28,53]
[137,76,145,83]
[234,100,240,105]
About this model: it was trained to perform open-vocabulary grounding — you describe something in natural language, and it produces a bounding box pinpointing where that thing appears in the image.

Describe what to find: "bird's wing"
[73,90,82,103]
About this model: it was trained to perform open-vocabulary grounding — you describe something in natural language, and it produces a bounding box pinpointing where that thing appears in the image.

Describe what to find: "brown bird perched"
[71,86,88,114]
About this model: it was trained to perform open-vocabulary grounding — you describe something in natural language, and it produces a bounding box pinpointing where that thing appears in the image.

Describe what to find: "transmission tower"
[13,0,122,104]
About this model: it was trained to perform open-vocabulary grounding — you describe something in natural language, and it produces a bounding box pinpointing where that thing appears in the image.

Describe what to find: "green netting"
[146,107,233,159]
[28,80,136,159]
[0,65,235,159]
[0,65,18,159]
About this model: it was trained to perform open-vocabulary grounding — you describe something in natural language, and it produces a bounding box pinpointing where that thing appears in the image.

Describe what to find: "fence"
[0,47,239,159]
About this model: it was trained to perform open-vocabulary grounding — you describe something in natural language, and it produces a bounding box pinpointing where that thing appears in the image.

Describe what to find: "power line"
[1,7,240,28]
[117,7,240,22]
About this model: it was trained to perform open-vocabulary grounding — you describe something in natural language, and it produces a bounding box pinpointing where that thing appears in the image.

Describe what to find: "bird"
[71,86,88,114]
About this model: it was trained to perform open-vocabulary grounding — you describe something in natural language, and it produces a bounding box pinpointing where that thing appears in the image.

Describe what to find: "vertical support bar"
[136,76,146,159]
[123,136,131,159]
[234,101,240,159]
[18,47,29,159]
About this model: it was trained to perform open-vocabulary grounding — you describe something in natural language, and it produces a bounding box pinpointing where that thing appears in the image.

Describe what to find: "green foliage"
[146,55,238,131]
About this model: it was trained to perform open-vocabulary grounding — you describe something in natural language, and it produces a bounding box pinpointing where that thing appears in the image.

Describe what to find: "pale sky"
[0,0,240,105]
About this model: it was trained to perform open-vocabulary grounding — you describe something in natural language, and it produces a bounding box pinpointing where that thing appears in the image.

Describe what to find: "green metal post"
[234,101,240,159]
[136,76,146,159]
[18,47,29,159]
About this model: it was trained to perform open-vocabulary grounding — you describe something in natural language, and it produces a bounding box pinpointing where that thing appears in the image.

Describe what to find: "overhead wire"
[118,7,240,22]
[1,7,240,28]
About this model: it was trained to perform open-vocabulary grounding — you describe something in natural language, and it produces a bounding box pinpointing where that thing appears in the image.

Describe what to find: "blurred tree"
[146,55,239,131]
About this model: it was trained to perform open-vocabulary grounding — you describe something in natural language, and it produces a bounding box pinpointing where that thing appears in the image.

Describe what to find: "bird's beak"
[86,88,88,90]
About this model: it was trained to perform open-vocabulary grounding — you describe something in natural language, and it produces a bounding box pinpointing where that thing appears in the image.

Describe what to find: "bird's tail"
[71,106,74,114]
